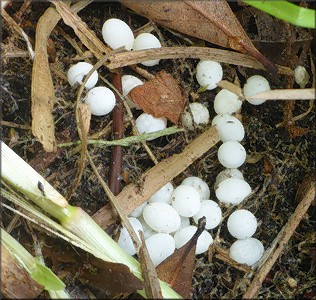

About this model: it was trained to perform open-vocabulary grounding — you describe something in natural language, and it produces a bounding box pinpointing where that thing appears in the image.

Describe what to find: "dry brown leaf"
[121,0,277,73]
[129,70,186,124]
[156,218,206,298]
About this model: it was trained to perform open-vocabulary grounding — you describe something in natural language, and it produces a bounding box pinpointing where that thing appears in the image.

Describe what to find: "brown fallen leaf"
[129,70,186,124]
[156,217,206,298]
[120,0,277,73]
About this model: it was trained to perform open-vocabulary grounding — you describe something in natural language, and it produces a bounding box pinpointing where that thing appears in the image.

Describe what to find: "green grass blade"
[243,0,315,29]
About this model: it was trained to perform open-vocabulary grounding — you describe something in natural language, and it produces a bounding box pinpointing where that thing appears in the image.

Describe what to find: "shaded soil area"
[1,1,315,299]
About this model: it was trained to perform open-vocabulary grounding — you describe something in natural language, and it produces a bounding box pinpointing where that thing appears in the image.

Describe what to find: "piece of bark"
[129,70,186,124]
[120,0,277,73]
[92,126,220,229]
[1,245,44,299]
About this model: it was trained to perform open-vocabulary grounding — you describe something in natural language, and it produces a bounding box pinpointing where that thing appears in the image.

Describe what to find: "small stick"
[248,88,315,100]
[242,174,316,299]
[0,120,31,130]
[109,73,124,195]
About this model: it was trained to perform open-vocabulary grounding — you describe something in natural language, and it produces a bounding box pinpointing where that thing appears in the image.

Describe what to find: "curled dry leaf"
[128,70,186,124]
[120,0,277,73]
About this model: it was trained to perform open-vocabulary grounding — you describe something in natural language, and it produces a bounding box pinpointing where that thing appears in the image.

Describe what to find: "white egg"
[217,141,246,168]
[193,200,222,229]
[294,65,309,88]
[179,216,191,230]
[214,168,244,189]
[138,216,157,239]
[67,62,98,89]
[135,113,167,140]
[173,225,213,255]
[171,185,202,217]
[181,176,210,200]
[129,202,147,218]
[213,115,245,142]
[196,60,223,90]
[243,75,270,105]
[229,238,264,266]
[181,102,210,131]
[133,33,162,67]
[148,182,174,204]
[211,113,231,127]
[118,217,143,256]
[121,75,143,109]
[145,233,175,266]
[214,89,243,114]
[215,178,251,205]
[227,209,257,239]
[143,203,181,233]
[85,86,116,116]
[102,18,134,50]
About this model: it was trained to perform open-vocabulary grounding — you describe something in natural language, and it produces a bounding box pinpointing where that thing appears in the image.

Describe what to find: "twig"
[106,46,293,75]
[0,120,31,130]
[242,174,316,299]
[92,126,220,229]
[109,73,124,195]
[248,88,315,100]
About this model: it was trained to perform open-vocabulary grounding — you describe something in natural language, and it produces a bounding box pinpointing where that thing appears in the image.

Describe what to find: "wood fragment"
[138,231,163,299]
[92,126,220,229]
[217,80,245,99]
[106,46,292,76]
[242,174,316,299]
[248,88,315,100]
[109,73,124,195]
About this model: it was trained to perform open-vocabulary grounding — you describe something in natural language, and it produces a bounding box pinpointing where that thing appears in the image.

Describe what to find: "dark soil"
[1,1,315,299]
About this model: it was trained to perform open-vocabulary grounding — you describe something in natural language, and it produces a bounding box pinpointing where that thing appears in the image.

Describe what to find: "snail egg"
[243,75,270,105]
[215,178,251,205]
[227,209,257,239]
[171,185,202,217]
[214,89,242,114]
[181,176,210,200]
[67,62,98,89]
[214,168,244,189]
[102,18,134,50]
[129,202,147,218]
[135,113,167,140]
[230,238,264,266]
[213,115,245,142]
[217,141,246,168]
[85,87,116,116]
[193,200,222,230]
[145,233,175,266]
[181,102,210,131]
[148,182,174,204]
[196,60,223,90]
[143,203,180,233]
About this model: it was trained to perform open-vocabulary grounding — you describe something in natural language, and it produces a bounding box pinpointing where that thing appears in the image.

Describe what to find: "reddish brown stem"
[109,73,124,195]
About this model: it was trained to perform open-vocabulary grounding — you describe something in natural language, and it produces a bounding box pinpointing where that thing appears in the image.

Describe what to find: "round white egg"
[133,33,162,67]
[102,18,134,50]
[67,62,98,89]
[214,89,243,114]
[181,102,210,131]
[211,113,231,127]
[148,182,174,204]
[143,202,181,233]
[145,233,175,266]
[121,74,143,109]
[227,209,257,239]
[243,75,270,105]
[193,200,222,230]
[217,141,246,168]
[173,225,213,255]
[85,86,116,116]
[215,178,251,205]
[213,115,245,142]
[118,217,143,256]
[229,238,264,266]
[179,216,190,230]
[171,185,202,217]
[129,202,147,218]
[214,168,244,189]
[181,176,210,200]
[135,113,167,140]
[196,60,223,90]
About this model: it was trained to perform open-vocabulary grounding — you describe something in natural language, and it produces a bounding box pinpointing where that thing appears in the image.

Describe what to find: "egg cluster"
[191,59,271,266]
[66,18,166,137]
[118,177,223,267]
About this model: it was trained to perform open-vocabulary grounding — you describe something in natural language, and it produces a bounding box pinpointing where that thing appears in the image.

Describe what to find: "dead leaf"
[138,231,162,299]
[156,217,206,298]
[121,0,277,73]
[129,70,186,124]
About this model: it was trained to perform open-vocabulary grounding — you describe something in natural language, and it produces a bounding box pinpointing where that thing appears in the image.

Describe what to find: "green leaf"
[243,0,315,29]
[197,85,209,93]
[31,260,65,290]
